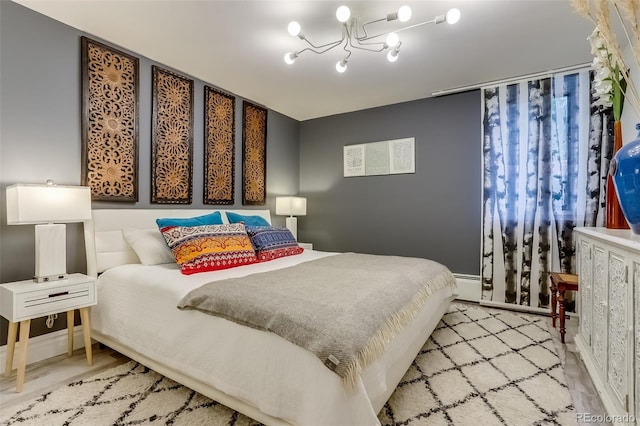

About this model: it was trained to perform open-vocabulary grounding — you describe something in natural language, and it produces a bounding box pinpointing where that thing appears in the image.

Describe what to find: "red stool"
[550,272,579,343]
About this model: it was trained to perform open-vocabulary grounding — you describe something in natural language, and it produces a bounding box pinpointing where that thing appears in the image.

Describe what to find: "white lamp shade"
[276,196,307,216]
[6,183,92,225]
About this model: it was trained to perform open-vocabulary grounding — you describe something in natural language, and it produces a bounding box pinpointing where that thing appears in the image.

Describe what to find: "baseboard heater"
[453,273,481,302]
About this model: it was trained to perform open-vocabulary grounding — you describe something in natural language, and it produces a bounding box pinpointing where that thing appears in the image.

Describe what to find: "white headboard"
[83,209,272,277]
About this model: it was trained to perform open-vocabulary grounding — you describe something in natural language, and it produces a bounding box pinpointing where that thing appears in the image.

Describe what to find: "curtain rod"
[431,62,592,97]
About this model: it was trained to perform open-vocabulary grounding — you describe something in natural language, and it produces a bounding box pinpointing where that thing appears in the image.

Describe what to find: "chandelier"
[283,4,461,73]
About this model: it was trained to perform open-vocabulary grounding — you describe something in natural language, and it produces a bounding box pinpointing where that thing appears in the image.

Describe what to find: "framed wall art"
[242,101,268,205]
[151,66,194,204]
[81,36,139,201]
[343,137,415,177]
[204,86,235,204]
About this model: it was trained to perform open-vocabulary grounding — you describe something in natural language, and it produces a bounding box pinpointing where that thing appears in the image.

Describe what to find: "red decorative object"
[606,120,629,229]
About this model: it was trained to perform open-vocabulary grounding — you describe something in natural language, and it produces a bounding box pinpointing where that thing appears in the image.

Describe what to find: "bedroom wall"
[297,91,481,276]
[0,1,300,343]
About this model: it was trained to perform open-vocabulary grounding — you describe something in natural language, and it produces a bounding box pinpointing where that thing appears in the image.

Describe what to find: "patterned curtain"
[481,69,614,309]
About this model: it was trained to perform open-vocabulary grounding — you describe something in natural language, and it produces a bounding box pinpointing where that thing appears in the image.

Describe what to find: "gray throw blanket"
[178,253,456,388]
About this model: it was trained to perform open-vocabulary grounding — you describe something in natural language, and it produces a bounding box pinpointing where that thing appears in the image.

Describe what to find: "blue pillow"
[226,212,270,227]
[156,211,223,228]
[245,226,303,262]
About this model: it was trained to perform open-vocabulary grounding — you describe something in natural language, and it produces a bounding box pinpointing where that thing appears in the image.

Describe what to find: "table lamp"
[6,181,92,282]
[275,196,307,240]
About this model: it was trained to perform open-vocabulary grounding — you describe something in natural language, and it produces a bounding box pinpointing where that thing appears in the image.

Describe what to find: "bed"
[84,208,457,425]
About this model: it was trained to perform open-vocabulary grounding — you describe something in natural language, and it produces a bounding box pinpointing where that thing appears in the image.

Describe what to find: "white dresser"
[575,227,640,423]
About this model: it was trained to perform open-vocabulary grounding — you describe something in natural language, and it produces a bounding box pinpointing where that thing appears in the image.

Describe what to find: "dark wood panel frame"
[204,86,236,205]
[242,101,268,205]
[151,66,194,204]
[81,36,139,201]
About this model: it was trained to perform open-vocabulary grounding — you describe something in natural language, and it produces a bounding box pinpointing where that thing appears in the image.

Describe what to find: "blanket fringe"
[342,271,457,389]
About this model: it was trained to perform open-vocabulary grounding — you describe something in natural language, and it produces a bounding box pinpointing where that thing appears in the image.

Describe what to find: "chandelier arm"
[343,40,353,59]
[350,44,386,53]
[300,35,345,51]
[356,17,386,41]
[354,37,389,48]
[360,18,438,41]
[352,36,387,52]
[296,40,344,56]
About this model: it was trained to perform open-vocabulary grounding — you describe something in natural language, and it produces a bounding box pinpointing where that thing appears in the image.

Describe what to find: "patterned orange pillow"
[159,223,257,275]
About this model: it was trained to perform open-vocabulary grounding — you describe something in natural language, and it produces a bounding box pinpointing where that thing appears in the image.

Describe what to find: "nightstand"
[0,273,96,392]
[298,242,313,250]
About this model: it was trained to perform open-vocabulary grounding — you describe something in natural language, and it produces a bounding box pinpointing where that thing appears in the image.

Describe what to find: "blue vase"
[612,123,640,234]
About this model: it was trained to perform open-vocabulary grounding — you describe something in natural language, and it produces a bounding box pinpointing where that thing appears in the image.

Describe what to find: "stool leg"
[551,285,557,328]
[559,289,566,344]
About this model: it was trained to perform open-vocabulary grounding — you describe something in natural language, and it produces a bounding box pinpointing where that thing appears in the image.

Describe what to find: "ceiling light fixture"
[284,4,461,73]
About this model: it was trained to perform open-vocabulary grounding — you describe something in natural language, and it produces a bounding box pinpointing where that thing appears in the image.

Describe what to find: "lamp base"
[285,217,298,240]
[34,223,67,283]
[34,273,69,283]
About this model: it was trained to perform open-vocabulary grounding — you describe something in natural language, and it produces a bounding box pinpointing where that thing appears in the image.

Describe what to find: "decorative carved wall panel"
[607,252,628,406]
[242,101,267,205]
[204,87,235,204]
[579,241,592,346]
[151,66,194,204]
[81,37,139,201]
[592,246,607,370]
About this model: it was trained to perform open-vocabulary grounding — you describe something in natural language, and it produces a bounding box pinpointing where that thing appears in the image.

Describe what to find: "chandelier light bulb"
[336,59,348,73]
[387,50,399,62]
[287,21,301,36]
[336,5,351,23]
[446,8,461,24]
[284,52,297,65]
[398,5,412,22]
[385,32,400,48]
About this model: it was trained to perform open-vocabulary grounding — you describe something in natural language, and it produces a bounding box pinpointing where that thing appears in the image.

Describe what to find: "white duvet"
[90,250,455,425]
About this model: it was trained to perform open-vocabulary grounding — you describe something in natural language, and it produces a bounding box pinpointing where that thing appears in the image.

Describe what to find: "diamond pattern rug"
[1,303,575,425]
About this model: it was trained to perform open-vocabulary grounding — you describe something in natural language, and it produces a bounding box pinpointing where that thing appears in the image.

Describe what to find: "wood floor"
[1,309,609,425]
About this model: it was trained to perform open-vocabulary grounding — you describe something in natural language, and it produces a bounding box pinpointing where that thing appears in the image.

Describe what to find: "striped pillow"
[160,223,257,274]
[246,226,304,262]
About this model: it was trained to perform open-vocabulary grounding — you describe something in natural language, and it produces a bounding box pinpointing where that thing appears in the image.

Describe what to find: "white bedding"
[90,249,455,425]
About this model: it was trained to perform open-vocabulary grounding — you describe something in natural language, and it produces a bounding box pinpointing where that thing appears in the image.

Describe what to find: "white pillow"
[122,228,175,265]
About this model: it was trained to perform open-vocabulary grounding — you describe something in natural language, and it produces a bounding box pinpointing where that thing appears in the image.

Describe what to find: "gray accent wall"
[0,1,482,348]
[297,91,481,275]
[0,1,299,342]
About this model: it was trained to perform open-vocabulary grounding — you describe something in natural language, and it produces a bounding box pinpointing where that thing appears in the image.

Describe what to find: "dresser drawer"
[1,280,96,322]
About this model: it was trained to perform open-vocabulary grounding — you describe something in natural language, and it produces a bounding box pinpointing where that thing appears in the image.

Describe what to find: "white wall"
[621,43,640,142]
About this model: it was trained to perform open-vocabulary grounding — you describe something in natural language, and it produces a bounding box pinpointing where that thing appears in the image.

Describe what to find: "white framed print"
[389,137,415,174]
[343,144,366,177]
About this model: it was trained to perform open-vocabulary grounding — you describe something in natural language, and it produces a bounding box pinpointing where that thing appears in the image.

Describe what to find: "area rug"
[1,303,575,425]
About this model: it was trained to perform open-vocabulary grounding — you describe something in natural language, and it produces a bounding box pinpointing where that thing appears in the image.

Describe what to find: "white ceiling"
[14,0,599,121]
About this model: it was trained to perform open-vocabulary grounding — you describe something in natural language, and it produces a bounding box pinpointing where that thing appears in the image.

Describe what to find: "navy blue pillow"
[156,211,223,228]
[226,212,270,227]
[245,226,303,261]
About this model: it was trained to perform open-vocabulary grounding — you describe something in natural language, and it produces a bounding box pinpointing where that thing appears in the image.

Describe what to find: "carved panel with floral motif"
[204,87,235,204]
[81,37,139,201]
[579,240,592,344]
[592,246,607,370]
[607,251,627,406]
[151,66,194,204]
[242,101,267,205]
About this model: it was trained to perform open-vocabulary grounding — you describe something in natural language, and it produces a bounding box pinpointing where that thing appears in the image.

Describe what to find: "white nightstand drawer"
[0,274,96,322]
[16,282,94,320]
